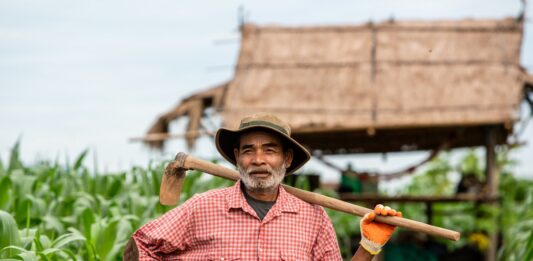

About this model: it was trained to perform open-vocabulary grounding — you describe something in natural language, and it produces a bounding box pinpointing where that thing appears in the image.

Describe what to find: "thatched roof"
[144,17,532,154]
[144,82,227,149]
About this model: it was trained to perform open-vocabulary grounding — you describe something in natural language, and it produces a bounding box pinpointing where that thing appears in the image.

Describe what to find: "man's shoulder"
[283,189,327,215]
[182,185,233,206]
[159,186,234,220]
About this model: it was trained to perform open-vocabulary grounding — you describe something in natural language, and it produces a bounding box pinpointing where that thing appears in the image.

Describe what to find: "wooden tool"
[160,152,461,241]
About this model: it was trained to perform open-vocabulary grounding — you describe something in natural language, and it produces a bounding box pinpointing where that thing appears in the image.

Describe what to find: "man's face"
[234,130,293,193]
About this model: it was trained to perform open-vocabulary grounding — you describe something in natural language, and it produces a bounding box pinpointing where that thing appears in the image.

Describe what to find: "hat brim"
[215,126,311,175]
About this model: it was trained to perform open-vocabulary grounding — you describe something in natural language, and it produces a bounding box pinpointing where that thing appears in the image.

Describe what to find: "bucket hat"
[215,113,311,175]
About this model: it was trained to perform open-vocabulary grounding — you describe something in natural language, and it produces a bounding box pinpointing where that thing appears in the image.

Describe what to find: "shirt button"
[221,257,224,260]
[259,248,262,252]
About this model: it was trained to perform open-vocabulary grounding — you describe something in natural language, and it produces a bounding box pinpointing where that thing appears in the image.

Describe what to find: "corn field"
[1,141,532,260]
[0,141,234,260]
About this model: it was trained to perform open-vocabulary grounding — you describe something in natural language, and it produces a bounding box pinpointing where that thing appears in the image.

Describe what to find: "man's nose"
[251,151,266,165]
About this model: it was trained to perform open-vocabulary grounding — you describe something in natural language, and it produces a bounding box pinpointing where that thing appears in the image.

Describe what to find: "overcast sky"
[1,0,532,185]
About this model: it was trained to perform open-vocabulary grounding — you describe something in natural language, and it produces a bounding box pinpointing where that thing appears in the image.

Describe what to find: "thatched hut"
[142,18,532,155]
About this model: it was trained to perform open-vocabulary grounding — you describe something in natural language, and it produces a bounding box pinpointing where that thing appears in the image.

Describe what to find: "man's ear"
[285,148,294,167]
[233,148,239,162]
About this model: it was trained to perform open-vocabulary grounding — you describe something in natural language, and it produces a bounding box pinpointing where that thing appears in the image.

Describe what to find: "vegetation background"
[1,141,532,260]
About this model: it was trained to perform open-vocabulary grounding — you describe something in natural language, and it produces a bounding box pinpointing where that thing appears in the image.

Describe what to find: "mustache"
[245,166,273,175]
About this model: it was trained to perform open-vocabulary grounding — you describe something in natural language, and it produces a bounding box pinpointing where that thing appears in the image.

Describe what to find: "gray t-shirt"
[242,185,276,220]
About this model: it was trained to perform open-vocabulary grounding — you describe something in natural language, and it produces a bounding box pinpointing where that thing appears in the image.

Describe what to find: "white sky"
[1,0,532,186]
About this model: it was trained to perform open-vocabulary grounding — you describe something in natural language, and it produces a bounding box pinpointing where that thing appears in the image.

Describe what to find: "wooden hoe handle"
[168,152,461,241]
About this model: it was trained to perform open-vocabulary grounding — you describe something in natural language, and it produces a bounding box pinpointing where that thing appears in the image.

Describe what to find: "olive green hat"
[215,113,311,175]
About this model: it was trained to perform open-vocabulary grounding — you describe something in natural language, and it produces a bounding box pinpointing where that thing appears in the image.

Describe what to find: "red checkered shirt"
[132,181,342,260]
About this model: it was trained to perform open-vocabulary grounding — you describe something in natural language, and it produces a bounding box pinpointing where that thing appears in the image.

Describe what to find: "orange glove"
[359,204,402,255]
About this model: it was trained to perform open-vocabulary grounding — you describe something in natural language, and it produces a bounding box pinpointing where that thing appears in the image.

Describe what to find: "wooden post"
[485,127,499,198]
[425,202,433,225]
[484,126,498,261]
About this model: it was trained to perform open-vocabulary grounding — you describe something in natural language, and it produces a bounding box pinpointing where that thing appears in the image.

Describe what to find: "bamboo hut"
[143,18,531,155]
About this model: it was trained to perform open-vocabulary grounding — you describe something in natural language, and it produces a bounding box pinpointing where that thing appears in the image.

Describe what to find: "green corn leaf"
[36,252,49,261]
[80,208,95,240]
[523,230,533,260]
[102,219,133,261]
[0,245,27,254]
[15,195,47,226]
[151,167,161,195]
[11,170,36,198]
[7,139,23,175]
[41,247,76,260]
[33,230,44,252]
[107,177,122,198]
[51,232,86,249]
[0,158,4,177]
[0,210,21,258]
[73,149,89,171]
[114,219,133,244]
[18,228,36,248]
[42,215,65,235]
[73,192,96,213]
[15,250,38,261]
[0,176,13,210]
[0,245,39,261]
[58,248,77,260]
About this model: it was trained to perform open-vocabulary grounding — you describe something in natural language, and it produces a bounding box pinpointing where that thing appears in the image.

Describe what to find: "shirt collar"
[226,180,299,214]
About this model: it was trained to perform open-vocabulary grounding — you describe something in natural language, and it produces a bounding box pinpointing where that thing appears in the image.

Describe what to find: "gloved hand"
[359,204,402,255]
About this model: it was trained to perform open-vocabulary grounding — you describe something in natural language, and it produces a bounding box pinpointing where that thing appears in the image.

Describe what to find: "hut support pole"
[425,202,433,225]
[484,126,498,261]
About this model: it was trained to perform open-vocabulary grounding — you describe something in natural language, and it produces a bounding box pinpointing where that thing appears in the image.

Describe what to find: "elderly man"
[129,113,401,260]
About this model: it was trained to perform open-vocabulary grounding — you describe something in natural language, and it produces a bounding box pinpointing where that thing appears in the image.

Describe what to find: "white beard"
[238,163,286,193]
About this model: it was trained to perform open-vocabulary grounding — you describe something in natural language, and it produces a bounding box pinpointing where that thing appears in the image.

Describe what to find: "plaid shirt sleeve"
[312,207,342,260]
[132,195,197,260]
